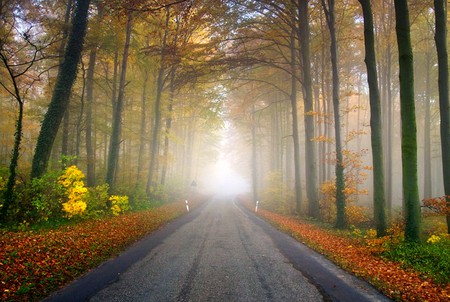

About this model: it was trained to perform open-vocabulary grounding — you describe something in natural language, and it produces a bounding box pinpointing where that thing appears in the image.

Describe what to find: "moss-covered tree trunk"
[434,0,450,233]
[30,0,91,179]
[394,0,421,242]
[358,0,387,237]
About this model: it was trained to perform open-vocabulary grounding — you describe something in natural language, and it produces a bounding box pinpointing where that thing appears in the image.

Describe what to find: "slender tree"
[434,0,450,233]
[146,7,170,195]
[31,0,91,178]
[106,11,133,191]
[290,24,303,214]
[321,0,346,228]
[358,0,387,236]
[394,0,421,241]
[298,0,319,218]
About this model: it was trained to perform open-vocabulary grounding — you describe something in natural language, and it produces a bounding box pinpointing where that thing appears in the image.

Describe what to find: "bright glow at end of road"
[201,160,250,197]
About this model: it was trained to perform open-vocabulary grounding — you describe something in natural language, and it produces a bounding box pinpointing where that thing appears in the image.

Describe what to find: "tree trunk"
[136,69,149,183]
[106,11,132,191]
[146,7,170,195]
[394,0,421,241]
[290,25,303,214]
[31,0,91,179]
[252,105,259,203]
[60,0,74,165]
[322,0,346,228]
[85,46,98,186]
[1,94,23,220]
[160,68,175,186]
[434,0,450,233]
[298,0,319,218]
[358,0,388,237]
[74,64,86,166]
[423,52,432,199]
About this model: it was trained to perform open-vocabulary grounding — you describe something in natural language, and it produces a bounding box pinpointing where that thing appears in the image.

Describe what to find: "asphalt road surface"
[45,197,392,302]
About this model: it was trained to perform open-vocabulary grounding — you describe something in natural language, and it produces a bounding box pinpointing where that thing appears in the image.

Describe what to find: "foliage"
[109,195,129,216]
[18,171,65,223]
[85,184,109,217]
[262,171,293,214]
[0,199,203,302]
[241,199,449,301]
[383,235,450,284]
[58,166,88,218]
[320,148,371,226]
[422,196,450,215]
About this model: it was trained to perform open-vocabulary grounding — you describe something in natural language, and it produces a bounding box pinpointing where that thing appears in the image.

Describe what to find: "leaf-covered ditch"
[0,198,204,302]
[243,201,450,302]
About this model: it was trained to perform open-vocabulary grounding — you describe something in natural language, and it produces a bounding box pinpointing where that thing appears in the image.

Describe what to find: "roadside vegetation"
[0,164,204,302]
[241,198,449,301]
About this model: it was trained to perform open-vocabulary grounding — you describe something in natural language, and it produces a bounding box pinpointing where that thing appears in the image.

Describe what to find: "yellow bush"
[109,195,129,216]
[58,165,88,218]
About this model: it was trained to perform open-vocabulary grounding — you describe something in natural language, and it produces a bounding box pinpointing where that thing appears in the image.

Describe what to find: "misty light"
[201,159,250,197]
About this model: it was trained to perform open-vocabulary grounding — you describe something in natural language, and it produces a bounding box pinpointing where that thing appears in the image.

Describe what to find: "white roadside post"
[255,200,259,213]
[185,200,190,212]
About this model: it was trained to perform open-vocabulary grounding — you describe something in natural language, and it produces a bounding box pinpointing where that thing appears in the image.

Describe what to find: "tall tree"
[290,22,303,214]
[0,4,46,218]
[298,0,319,218]
[146,7,170,195]
[106,11,133,191]
[394,0,421,241]
[434,0,450,233]
[31,0,91,179]
[321,0,346,228]
[358,0,387,236]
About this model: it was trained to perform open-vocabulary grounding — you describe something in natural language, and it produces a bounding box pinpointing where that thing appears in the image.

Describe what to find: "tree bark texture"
[434,0,450,233]
[358,0,388,236]
[394,0,421,241]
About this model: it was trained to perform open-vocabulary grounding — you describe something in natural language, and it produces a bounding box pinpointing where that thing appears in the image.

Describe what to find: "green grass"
[382,236,450,284]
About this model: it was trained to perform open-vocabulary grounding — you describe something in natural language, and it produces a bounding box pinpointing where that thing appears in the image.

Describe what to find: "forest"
[0,0,449,254]
[1,0,450,300]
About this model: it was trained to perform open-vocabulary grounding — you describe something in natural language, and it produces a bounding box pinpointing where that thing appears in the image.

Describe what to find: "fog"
[198,159,250,197]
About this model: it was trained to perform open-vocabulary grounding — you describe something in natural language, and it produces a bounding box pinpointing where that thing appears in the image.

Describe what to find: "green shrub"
[382,235,450,284]
[85,184,109,217]
[24,170,65,222]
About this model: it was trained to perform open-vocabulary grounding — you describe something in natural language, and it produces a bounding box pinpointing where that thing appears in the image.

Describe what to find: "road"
[45,197,391,302]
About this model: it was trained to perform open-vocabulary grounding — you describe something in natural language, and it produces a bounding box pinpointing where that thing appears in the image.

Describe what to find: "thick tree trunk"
[434,0,450,233]
[31,0,91,179]
[298,0,319,218]
[322,0,346,228]
[106,12,132,191]
[358,0,388,237]
[394,0,421,241]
